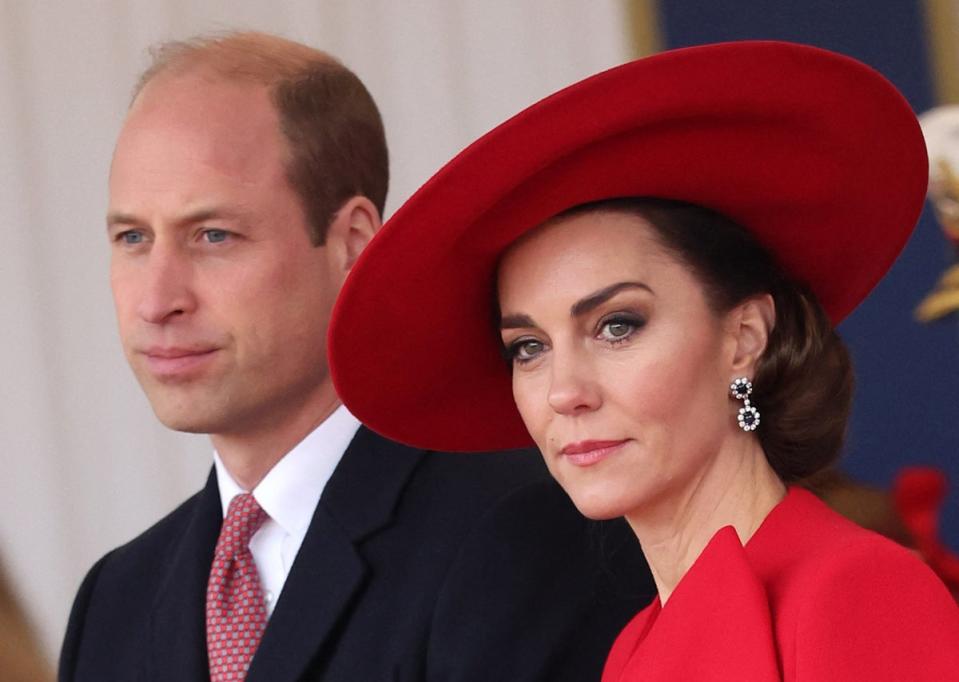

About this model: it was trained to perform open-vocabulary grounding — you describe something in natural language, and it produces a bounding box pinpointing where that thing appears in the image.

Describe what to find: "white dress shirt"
[213,405,361,616]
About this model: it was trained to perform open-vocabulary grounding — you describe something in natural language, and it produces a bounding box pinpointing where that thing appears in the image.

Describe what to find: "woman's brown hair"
[560,198,854,482]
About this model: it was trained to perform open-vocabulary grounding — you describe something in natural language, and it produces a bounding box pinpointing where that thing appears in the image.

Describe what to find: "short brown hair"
[558,198,854,482]
[134,31,388,245]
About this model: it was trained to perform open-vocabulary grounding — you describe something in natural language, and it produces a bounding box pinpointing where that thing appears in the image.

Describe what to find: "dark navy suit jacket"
[60,427,653,681]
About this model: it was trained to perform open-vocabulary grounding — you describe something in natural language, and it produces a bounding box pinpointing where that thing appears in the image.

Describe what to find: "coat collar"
[148,468,221,681]
[248,426,424,681]
[602,489,833,681]
[145,428,423,682]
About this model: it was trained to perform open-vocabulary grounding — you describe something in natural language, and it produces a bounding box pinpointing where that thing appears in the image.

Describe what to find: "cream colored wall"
[0,0,636,659]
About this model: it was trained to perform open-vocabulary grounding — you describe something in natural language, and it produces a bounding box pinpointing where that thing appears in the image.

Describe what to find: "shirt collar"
[213,405,361,537]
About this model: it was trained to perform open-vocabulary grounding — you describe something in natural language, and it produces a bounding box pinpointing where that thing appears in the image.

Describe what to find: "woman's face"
[497,210,745,521]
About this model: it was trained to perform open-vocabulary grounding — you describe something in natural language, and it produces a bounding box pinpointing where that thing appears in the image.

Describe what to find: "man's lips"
[140,347,219,378]
[559,439,629,467]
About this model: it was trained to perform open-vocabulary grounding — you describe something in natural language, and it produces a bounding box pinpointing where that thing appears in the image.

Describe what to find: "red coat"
[602,488,959,681]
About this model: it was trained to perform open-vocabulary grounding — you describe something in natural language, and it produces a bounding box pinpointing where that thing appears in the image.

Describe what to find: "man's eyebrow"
[176,207,250,225]
[105,211,140,229]
[105,206,251,230]
[570,281,652,317]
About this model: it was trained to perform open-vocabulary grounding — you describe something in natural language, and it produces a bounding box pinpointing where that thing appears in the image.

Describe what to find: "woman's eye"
[606,321,632,337]
[202,229,230,243]
[598,316,643,343]
[509,338,546,363]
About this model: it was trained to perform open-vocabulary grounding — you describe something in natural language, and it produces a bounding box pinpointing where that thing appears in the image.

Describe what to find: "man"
[59,32,652,681]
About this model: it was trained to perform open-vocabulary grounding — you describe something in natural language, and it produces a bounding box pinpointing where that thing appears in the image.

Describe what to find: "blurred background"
[1,0,956,672]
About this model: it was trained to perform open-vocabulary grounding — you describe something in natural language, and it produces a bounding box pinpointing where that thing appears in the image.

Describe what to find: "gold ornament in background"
[916,262,959,322]
[916,107,959,321]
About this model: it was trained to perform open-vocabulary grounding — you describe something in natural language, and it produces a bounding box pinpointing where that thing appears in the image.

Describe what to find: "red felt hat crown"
[329,40,928,452]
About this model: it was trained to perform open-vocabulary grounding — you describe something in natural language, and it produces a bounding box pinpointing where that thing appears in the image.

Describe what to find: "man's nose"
[136,242,196,324]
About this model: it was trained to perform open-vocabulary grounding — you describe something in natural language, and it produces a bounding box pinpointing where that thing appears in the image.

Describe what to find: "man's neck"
[211,391,342,490]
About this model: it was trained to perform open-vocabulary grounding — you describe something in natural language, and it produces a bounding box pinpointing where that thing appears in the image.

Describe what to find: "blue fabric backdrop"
[657,0,959,544]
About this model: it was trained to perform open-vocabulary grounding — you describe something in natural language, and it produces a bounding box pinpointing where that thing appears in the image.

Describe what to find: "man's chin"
[136,377,223,433]
[147,399,225,435]
[152,411,217,435]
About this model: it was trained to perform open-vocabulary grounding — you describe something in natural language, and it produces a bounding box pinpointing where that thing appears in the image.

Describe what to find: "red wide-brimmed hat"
[329,40,927,452]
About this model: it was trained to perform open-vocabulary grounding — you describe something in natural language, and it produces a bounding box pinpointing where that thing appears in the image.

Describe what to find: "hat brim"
[330,40,928,452]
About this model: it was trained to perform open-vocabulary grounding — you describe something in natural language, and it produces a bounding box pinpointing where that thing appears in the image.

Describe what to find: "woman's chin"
[563,486,639,521]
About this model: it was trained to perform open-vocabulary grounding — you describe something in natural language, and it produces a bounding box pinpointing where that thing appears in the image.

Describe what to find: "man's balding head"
[133,31,388,244]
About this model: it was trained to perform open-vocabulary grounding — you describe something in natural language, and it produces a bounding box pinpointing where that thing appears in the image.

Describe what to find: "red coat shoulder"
[783,524,959,680]
[602,489,959,681]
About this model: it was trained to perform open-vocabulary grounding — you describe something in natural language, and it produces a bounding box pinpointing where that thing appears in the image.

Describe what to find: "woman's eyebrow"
[570,281,652,317]
[499,313,536,330]
[499,281,652,330]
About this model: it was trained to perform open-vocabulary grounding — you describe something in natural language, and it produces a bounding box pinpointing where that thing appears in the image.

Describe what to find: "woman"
[329,41,959,679]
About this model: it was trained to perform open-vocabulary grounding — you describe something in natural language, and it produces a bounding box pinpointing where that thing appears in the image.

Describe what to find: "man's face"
[108,74,340,439]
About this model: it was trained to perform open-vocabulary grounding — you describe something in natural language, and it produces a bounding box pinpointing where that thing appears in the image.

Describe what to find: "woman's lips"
[559,439,628,467]
[143,348,219,379]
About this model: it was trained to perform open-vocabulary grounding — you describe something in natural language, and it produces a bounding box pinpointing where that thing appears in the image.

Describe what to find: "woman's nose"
[546,348,601,415]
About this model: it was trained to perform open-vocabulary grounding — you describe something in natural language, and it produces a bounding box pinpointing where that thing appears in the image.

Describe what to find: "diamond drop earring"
[730,377,760,432]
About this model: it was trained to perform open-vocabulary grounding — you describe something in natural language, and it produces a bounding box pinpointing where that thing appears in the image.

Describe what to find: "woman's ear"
[729,293,776,375]
[324,195,382,278]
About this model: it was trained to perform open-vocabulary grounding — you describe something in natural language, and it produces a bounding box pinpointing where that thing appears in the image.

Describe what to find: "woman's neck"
[626,437,786,604]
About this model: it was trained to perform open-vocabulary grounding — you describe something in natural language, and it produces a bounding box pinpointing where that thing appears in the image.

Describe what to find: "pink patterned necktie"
[206,493,269,681]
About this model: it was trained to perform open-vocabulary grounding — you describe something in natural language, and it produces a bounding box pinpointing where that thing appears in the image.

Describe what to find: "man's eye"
[119,231,145,245]
[203,229,230,243]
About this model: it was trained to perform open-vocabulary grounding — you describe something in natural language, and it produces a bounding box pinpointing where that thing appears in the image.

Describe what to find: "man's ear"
[324,196,382,276]
[728,293,776,376]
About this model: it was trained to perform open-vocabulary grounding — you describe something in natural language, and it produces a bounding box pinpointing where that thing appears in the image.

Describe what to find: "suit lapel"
[149,468,222,682]
[248,427,424,682]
